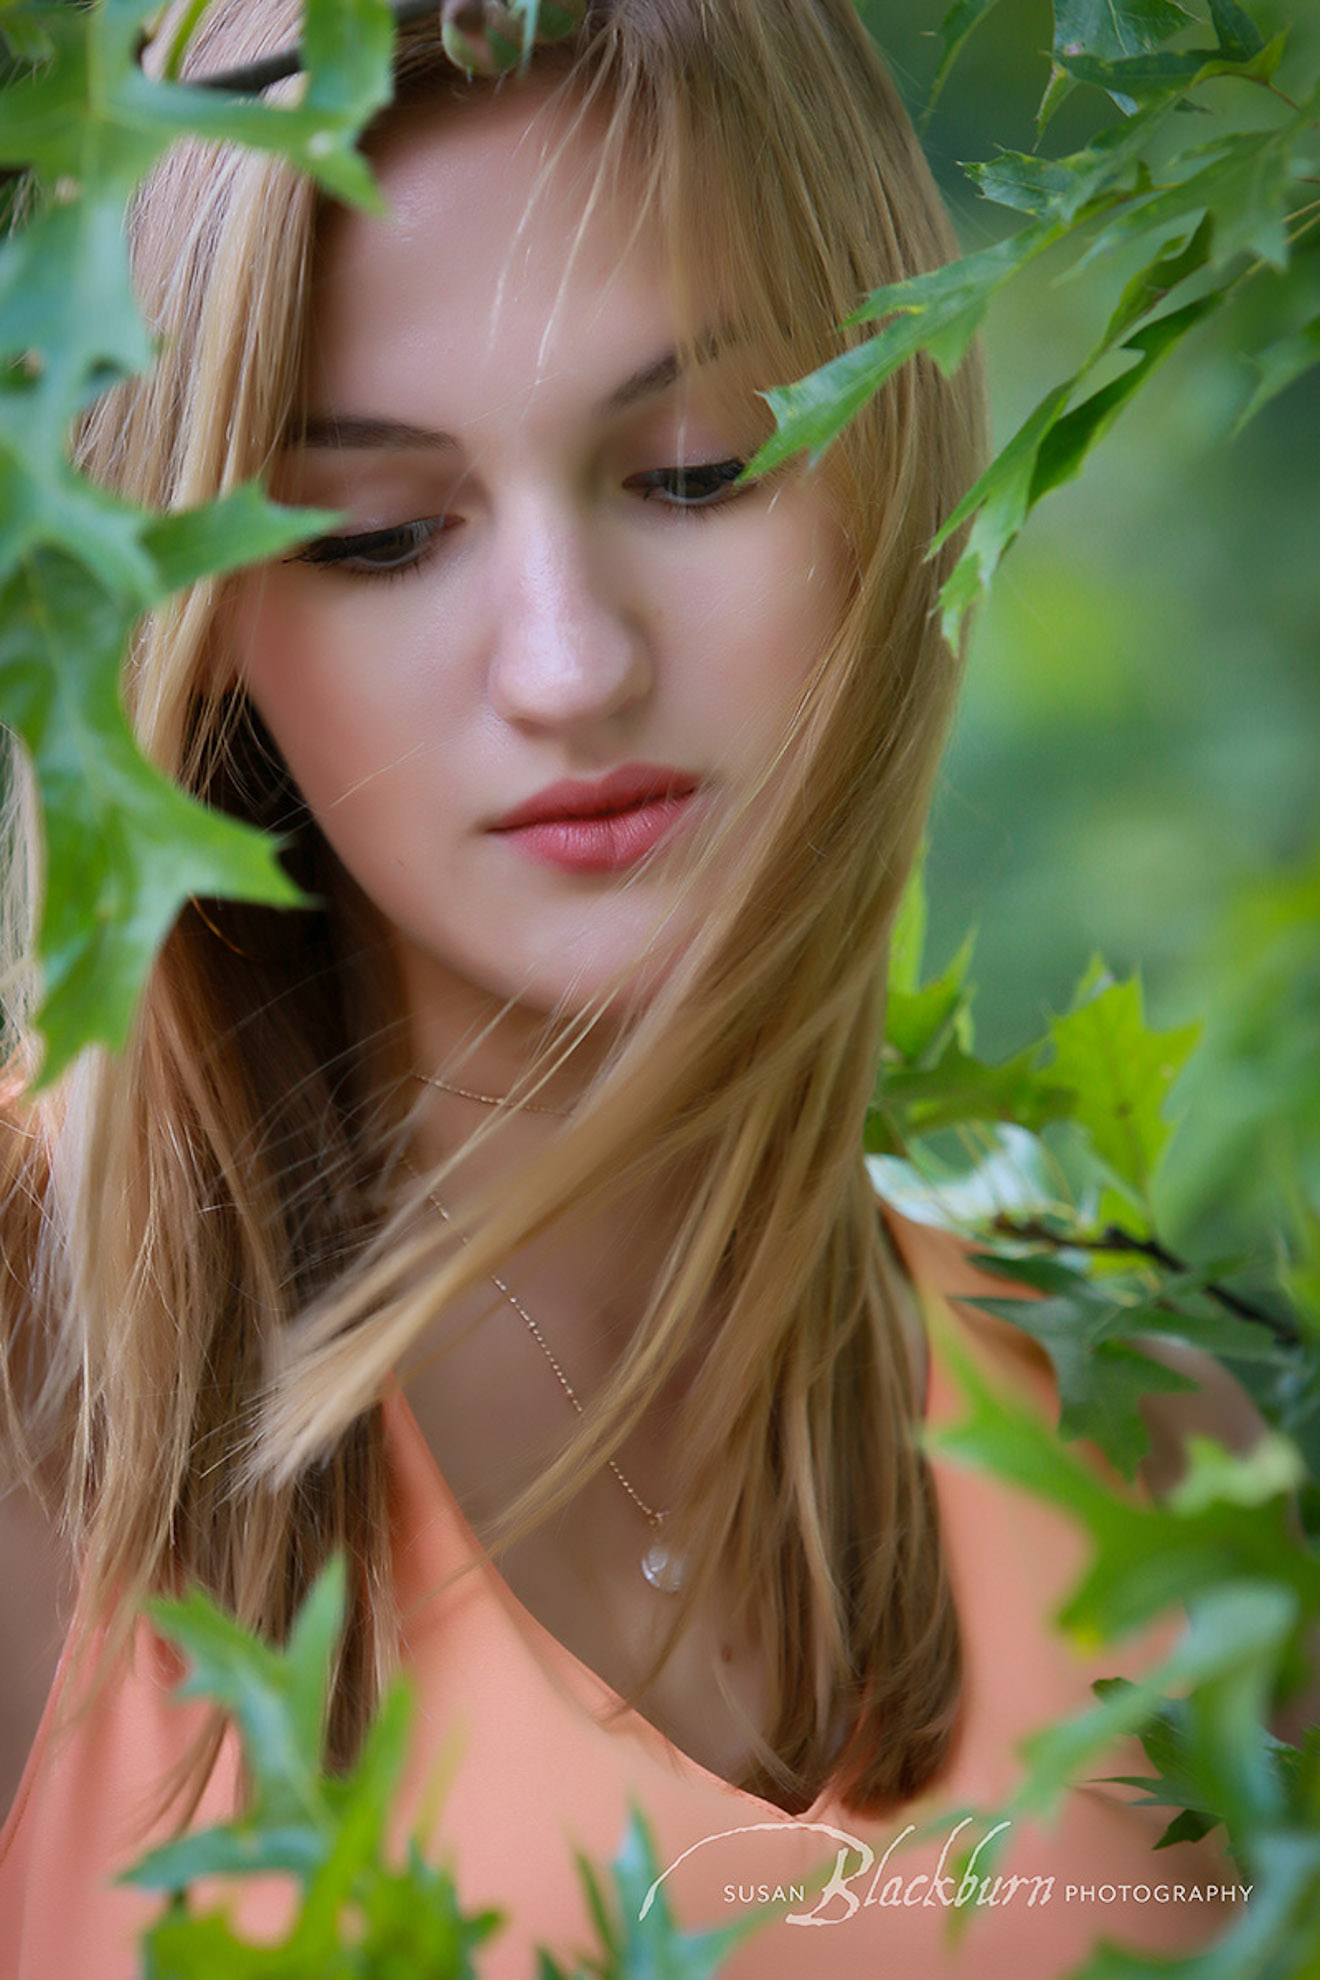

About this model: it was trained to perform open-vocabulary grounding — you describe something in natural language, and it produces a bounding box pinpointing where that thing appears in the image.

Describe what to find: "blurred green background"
[860,0,1320,1261]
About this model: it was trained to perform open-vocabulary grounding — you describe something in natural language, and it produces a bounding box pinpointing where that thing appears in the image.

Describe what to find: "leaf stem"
[173,0,438,93]
[1218,204,1320,306]
[158,0,216,83]
[1257,78,1320,134]
[989,1213,1301,1344]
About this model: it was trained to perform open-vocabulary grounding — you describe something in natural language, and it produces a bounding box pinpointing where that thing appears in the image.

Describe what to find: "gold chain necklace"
[422,1185,686,1594]
[413,1070,573,1118]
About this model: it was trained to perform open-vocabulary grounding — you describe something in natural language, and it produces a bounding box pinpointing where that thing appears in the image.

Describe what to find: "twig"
[989,1213,1301,1346]
[1259,77,1320,135]
[188,0,438,94]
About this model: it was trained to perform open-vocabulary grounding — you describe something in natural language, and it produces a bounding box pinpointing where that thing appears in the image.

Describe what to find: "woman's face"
[236,86,848,1045]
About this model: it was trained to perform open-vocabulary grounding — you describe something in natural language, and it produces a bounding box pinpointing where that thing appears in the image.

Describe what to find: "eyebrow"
[292,339,725,451]
[295,414,460,452]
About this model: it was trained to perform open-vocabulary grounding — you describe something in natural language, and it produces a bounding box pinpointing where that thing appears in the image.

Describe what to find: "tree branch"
[188,0,436,94]
[989,1213,1302,1346]
[177,0,583,97]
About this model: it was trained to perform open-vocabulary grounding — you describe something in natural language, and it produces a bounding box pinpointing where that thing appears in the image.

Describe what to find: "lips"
[489,763,701,874]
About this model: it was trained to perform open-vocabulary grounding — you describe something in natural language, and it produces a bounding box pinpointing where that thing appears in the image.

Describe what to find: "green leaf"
[1207,0,1266,61]
[748,334,903,476]
[1236,314,1320,430]
[1009,1580,1296,1827]
[538,1954,585,1980]
[0,0,399,1073]
[1042,0,1192,129]
[968,105,1166,223]
[848,220,1060,346]
[885,933,976,1064]
[1057,49,1221,98]
[143,489,341,595]
[1169,1432,1308,1516]
[968,150,1121,221]
[106,0,392,210]
[128,1562,514,1973]
[136,1906,286,1978]
[925,0,1009,121]
[0,5,57,67]
[1067,1829,1320,1980]
[968,1246,1287,1365]
[928,1306,1320,1649]
[124,1820,328,1893]
[934,379,1073,638]
[0,193,151,395]
[1078,125,1303,276]
[586,1806,763,1980]
[1094,1685,1223,1837]
[0,551,303,1079]
[143,1556,346,1837]
[1052,0,1192,62]
[1101,213,1216,347]
[748,223,1057,475]
[887,852,930,997]
[961,1256,1198,1477]
[1045,962,1201,1212]
[1049,1329,1193,1476]
[869,1037,1075,1151]
[1154,1803,1221,1847]
[300,0,394,125]
[1030,295,1220,508]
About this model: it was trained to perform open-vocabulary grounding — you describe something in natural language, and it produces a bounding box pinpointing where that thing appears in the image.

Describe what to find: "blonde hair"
[1,0,985,1819]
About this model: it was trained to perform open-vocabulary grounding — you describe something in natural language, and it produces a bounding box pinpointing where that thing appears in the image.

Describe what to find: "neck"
[402,976,691,1430]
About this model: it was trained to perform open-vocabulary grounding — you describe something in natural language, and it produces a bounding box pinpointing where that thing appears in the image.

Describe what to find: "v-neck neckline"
[381,1207,952,1827]
[383,1380,851,1825]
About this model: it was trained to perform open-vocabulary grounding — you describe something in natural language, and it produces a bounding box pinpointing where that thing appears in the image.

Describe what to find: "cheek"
[671,502,848,745]
[231,578,449,818]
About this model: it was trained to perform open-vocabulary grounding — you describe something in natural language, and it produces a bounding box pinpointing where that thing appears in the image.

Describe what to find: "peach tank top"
[0,1214,1232,1977]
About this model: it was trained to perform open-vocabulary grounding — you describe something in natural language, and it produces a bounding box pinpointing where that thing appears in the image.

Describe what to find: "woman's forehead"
[326,80,629,282]
[303,85,744,431]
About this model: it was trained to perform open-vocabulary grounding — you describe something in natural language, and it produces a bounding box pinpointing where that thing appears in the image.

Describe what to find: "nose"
[486,497,652,733]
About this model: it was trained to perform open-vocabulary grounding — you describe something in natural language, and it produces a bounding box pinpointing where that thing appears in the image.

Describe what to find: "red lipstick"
[490,763,701,874]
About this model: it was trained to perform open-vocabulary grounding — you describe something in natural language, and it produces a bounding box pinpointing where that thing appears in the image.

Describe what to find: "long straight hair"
[1,0,985,1818]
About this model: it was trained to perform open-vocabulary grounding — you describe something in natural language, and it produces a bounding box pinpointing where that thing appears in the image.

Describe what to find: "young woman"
[0,2,1257,1973]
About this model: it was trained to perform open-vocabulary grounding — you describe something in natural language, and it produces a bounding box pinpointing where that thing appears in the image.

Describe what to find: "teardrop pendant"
[641,1522,686,1594]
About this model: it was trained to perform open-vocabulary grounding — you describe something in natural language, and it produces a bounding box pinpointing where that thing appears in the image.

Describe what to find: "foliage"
[927,1325,1320,1978]
[123,1560,757,1980]
[0,0,393,1076]
[753,0,1320,642]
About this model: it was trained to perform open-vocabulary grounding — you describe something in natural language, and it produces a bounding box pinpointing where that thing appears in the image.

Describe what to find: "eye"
[624,459,750,509]
[286,516,452,578]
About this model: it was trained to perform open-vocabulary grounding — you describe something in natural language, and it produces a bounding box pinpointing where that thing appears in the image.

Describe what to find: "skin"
[236,85,848,1056]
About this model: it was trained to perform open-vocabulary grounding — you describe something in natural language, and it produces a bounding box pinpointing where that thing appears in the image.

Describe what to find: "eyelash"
[288,459,752,583]
[623,458,749,508]
[288,516,449,584]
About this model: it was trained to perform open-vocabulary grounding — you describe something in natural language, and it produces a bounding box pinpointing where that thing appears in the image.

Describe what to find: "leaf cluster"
[753,0,1320,639]
[928,1320,1320,1978]
[125,1558,758,1979]
[874,864,1201,1218]
[0,0,409,1073]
